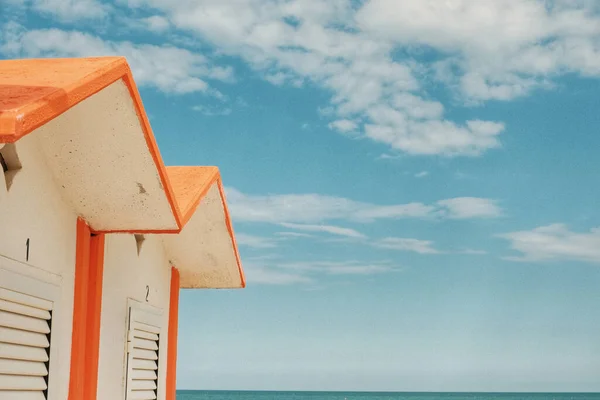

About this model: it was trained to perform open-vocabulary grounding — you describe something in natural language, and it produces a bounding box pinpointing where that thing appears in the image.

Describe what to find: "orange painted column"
[166,266,181,400]
[84,233,105,400]
[68,219,91,400]
[68,218,105,400]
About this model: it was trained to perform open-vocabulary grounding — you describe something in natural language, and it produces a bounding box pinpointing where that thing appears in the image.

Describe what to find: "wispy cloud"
[414,171,429,178]
[7,1,600,156]
[29,0,110,21]
[142,15,170,33]
[281,261,397,276]
[244,263,313,285]
[280,222,365,239]
[91,0,516,156]
[437,197,502,219]
[357,0,600,102]
[457,249,488,255]
[275,232,315,238]
[498,224,600,263]
[235,233,278,249]
[244,259,399,285]
[226,187,501,224]
[328,119,359,134]
[192,105,233,116]
[0,24,234,95]
[377,153,401,160]
[373,238,440,254]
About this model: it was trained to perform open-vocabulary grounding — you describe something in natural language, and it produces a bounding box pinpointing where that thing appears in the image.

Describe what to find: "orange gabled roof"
[0,57,129,141]
[166,166,220,226]
[166,166,245,288]
[0,56,245,288]
[0,56,183,230]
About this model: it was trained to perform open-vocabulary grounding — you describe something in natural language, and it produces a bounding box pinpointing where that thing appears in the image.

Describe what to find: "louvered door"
[0,287,53,400]
[125,306,161,400]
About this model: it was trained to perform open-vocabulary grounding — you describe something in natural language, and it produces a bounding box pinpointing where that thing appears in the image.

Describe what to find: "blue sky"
[3,0,600,392]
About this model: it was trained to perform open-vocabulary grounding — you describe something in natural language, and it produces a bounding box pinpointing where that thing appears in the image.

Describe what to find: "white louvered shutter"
[125,307,161,400]
[0,287,53,400]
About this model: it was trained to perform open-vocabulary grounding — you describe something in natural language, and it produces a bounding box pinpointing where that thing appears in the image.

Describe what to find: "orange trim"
[0,57,182,229]
[94,229,180,234]
[217,179,246,288]
[84,233,105,400]
[120,71,182,229]
[68,218,105,400]
[166,266,181,400]
[1,57,245,287]
[69,218,91,400]
[163,166,245,288]
[165,166,220,226]
[0,57,128,142]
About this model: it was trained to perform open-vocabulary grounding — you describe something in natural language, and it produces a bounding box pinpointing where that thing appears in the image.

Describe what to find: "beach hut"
[0,57,245,400]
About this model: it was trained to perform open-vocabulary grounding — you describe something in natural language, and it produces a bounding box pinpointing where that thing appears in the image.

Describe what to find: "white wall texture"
[0,132,78,400]
[98,233,172,400]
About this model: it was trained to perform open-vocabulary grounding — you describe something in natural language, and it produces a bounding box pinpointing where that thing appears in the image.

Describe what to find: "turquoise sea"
[177,392,600,400]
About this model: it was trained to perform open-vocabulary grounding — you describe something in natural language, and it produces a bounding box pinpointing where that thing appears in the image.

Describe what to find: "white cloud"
[328,119,358,134]
[244,263,313,285]
[9,1,600,156]
[281,261,396,276]
[414,171,429,178]
[377,153,402,161]
[110,0,508,157]
[437,197,502,219]
[356,202,436,221]
[192,105,232,116]
[30,0,109,20]
[374,238,439,254]
[356,0,600,101]
[235,233,278,249]
[226,187,501,224]
[275,231,314,238]
[0,26,234,95]
[143,15,170,32]
[392,93,444,120]
[499,224,600,263]
[280,222,365,238]
[364,118,504,156]
[243,258,398,285]
[264,71,302,87]
[458,249,487,255]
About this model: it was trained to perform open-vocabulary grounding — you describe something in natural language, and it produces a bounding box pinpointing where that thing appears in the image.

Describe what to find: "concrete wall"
[98,233,172,400]
[0,133,78,400]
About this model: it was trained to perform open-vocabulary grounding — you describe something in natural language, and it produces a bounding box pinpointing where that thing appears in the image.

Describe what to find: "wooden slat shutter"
[0,287,53,400]
[126,307,161,400]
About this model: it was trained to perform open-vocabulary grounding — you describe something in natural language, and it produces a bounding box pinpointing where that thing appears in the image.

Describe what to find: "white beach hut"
[0,57,245,400]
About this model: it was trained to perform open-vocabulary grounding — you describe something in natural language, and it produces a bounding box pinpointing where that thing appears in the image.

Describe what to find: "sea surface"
[177,392,600,400]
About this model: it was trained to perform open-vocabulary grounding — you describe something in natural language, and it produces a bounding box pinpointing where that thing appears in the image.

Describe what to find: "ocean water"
[177,392,600,400]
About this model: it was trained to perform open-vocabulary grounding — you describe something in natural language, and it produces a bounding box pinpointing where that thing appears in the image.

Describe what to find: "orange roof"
[0,56,244,288]
[0,57,129,142]
[166,166,220,226]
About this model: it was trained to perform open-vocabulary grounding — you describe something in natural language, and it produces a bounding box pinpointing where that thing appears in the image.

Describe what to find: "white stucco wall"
[98,233,171,400]
[35,79,179,232]
[0,133,78,400]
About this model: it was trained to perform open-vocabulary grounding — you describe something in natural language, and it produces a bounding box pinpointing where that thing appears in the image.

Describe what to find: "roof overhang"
[0,57,244,289]
[162,167,244,289]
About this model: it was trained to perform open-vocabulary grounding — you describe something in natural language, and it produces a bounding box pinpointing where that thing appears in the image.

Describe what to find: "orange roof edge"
[217,179,246,288]
[1,57,244,286]
[166,166,245,288]
[0,57,128,141]
[165,166,220,226]
[0,56,183,229]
